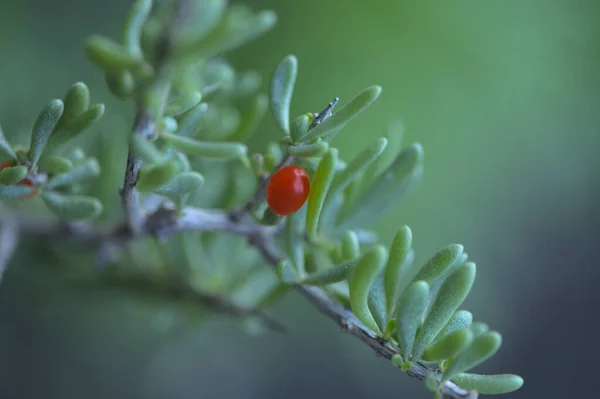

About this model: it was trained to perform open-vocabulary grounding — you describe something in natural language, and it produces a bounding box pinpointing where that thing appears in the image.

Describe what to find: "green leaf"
[165,92,203,117]
[174,102,209,137]
[301,259,357,285]
[360,120,404,189]
[290,114,311,143]
[137,161,179,192]
[422,327,474,362]
[285,202,306,274]
[155,171,205,196]
[250,153,264,175]
[438,310,473,339]
[412,263,477,358]
[340,230,360,261]
[161,132,247,159]
[57,82,90,130]
[442,331,503,382]
[85,35,150,73]
[384,225,413,320]
[303,86,382,142]
[348,245,388,333]
[122,0,153,58]
[306,149,337,239]
[229,94,268,142]
[29,99,64,166]
[59,104,105,140]
[105,70,136,99]
[45,158,101,189]
[176,6,277,61]
[452,373,523,395]
[288,140,329,159]
[0,184,35,200]
[0,124,17,161]
[130,134,163,164]
[412,244,464,286]
[263,141,283,171]
[335,143,424,230]
[41,191,102,220]
[395,281,429,357]
[469,322,489,338]
[0,166,28,185]
[270,55,297,134]
[368,274,387,331]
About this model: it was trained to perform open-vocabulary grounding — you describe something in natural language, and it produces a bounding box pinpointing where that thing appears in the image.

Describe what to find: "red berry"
[266,165,310,216]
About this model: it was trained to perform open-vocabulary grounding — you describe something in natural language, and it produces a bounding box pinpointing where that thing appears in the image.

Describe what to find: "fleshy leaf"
[412,263,477,358]
[137,161,179,192]
[0,184,35,200]
[360,120,404,190]
[305,149,337,239]
[442,331,503,382]
[0,125,17,161]
[130,134,163,163]
[105,70,136,99]
[340,230,360,261]
[285,202,307,274]
[270,55,297,134]
[276,259,298,284]
[56,82,90,130]
[412,244,464,286]
[51,104,105,148]
[452,373,523,395]
[290,114,311,143]
[335,143,424,230]
[155,171,205,196]
[368,274,387,331]
[161,132,247,159]
[41,191,103,220]
[395,281,429,357]
[85,35,150,74]
[348,245,388,333]
[422,327,473,362]
[165,92,203,117]
[45,158,101,189]
[384,225,413,320]
[303,86,382,142]
[39,155,74,174]
[122,0,153,58]
[301,259,357,286]
[438,310,473,339]
[0,166,28,185]
[469,322,489,338]
[229,94,268,142]
[174,102,209,137]
[29,99,64,166]
[288,140,329,158]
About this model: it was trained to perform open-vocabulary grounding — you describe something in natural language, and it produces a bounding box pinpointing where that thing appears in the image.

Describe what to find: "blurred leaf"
[384,226,413,320]
[335,143,424,230]
[176,0,227,47]
[438,310,473,339]
[0,166,27,185]
[41,191,102,220]
[288,140,329,158]
[165,92,203,117]
[395,281,429,357]
[276,259,298,284]
[301,259,357,286]
[250,153,264,176]
[0,184,35,200]
[270,55,297,134]
[306,148,337,239]
[422,327,473,362]
[229,94,268,142]
[0,125,17,161]
[303,86,382,142]
[367,274,387,331]
[469,322,490,338]
[349,245,388,333]
[412,244,464,286]
[453,373,523,395]
[263,141,283,171]
[106,70,136,99]
[85,35,151,75]
[155,171,205,196]
[45,158,101,189]
[29,99,64,166]
[360,120,404,189]
[56,82,90,130]
[340,230,360,262]
[137,161,179,192]
[161,132,247,159]
[51,104,105,147]
[122,0,153,58]
[412,263,477,358]
[174,102,208,137]
[130,134,163,163]
[442,331,503,382]
[285,202,306,274]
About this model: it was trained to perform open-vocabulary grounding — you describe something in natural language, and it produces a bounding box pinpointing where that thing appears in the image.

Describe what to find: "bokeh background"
[1,0,599,398]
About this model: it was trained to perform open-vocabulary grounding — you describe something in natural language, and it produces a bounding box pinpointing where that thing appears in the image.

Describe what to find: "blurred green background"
[1,0,599,398]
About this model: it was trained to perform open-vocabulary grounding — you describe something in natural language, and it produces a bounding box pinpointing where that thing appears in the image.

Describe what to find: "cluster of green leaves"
[265,55,523,396]
[0,82,104,219]
[3,0,523,397]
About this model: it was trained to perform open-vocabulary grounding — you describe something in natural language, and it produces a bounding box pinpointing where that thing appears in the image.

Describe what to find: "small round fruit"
[266,165,310,216]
